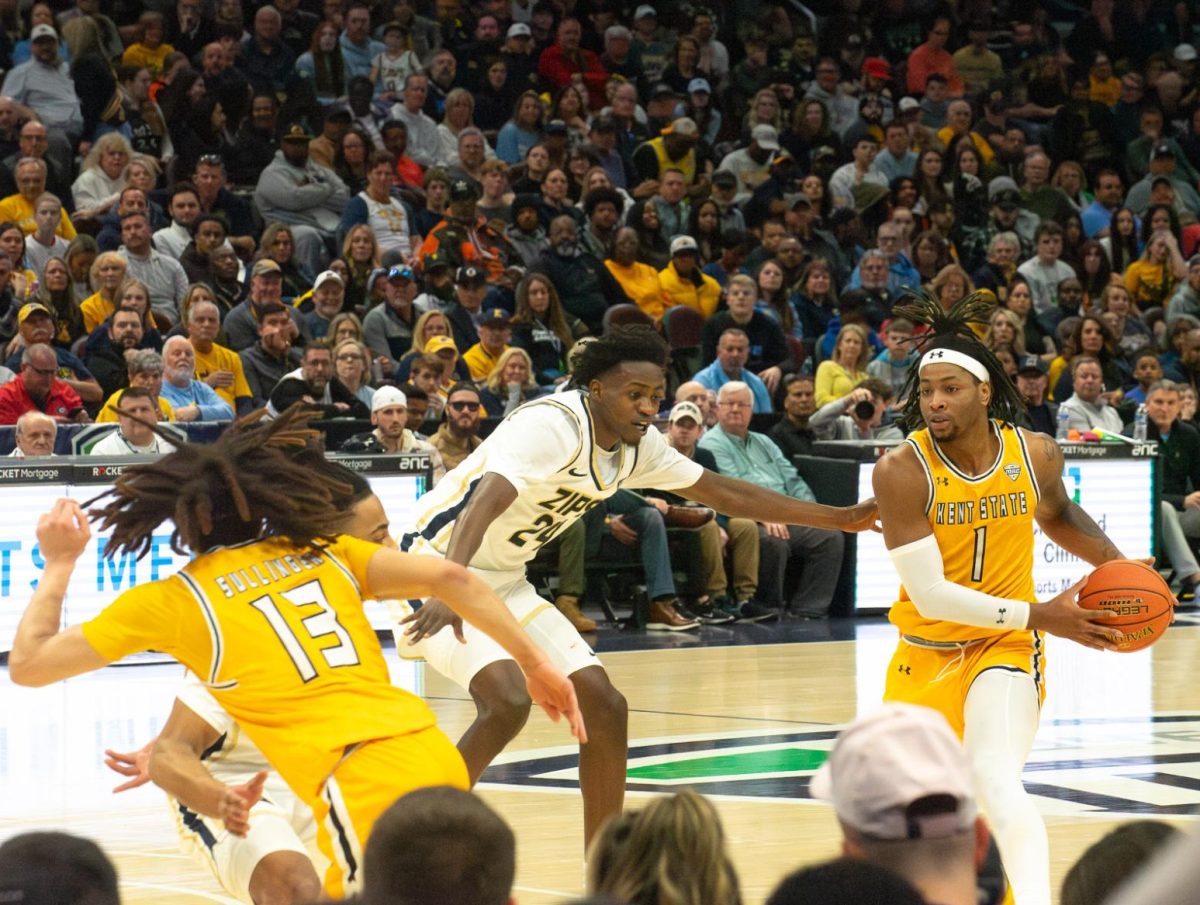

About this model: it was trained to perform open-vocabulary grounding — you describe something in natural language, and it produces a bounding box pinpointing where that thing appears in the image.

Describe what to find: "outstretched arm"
[679,468,878,532]
[9,500,111,686]
[368,537,586,743]
[1031,431,1123,566]
[145,699,265,837]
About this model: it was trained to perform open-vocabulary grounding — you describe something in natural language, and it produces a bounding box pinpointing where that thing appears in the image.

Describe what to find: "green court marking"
[628,747,829,780]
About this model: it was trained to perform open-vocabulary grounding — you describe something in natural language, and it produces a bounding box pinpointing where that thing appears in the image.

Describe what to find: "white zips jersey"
[400,390,704,574]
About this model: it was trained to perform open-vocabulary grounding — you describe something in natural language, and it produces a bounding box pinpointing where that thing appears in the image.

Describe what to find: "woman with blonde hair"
[985,307,1028,357]
[333,338,375,408]
[328,310,365,345]
[478,346,539,416]
[743,87,783,136]
[341,224,381,312]
[72,132,133,222]
[396,309,456,380]
[815,323,871,406]
[436,87,496,167]
[929,263,976,312]
[1124,228,1187,309]
[588,789,741,905]
[80,251,129,331]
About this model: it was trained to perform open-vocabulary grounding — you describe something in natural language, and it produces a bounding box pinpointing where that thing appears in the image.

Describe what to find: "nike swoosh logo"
[568,467,588,477]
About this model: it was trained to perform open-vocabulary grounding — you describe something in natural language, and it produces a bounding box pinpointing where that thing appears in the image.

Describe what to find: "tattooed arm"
[1030,430,1123,566]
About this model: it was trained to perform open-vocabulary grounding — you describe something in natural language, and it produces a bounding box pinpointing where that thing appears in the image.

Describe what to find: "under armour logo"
[936,476,950,486]
[897,664,911,675]
[996,607,1007,624]
[928,350,945,359]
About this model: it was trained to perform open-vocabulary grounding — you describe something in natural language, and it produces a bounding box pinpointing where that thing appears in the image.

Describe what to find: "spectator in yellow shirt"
[185,297,254,416]
[0,158,76,239]
[659,235,720,317]
[121,12,174,75]
[462,308,513,381]
[606,226,668,318]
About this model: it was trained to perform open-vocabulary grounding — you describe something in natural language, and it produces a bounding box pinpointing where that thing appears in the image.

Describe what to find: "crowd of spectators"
[0,0,1198,619]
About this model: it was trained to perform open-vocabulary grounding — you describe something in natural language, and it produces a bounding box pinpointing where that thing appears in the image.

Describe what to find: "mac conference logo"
[481,714,1200,815]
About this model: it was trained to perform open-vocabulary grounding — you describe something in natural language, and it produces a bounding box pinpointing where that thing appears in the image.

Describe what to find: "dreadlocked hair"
[88,405,355,559]
[572,324,668,387]
[892,288,1028,430]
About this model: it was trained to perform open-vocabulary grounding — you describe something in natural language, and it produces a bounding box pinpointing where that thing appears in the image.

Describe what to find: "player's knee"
[477,684,533,735]
[574,672,627,732]
[247,852,321,905]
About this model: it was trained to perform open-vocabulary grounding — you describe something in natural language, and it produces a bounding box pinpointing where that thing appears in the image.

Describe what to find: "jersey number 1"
[971,526,987,583]
[249,579,361,682]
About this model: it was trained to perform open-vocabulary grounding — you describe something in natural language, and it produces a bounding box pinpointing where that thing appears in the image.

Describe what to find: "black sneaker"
[691,597,735,624]
[733,601,779,623]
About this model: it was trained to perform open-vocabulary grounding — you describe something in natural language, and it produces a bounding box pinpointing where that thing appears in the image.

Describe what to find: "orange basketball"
[1078,560,1174,653]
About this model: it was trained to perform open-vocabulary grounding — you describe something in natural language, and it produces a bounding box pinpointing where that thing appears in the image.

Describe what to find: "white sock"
[964,669,1050,905]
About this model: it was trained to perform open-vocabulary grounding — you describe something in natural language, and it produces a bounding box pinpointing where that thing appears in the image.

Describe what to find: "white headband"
[919,347,990,383]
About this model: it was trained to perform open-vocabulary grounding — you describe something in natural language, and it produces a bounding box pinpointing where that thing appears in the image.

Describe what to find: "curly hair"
[893,289,1028,430]
[87,407,353,558]
[572,324,668,387]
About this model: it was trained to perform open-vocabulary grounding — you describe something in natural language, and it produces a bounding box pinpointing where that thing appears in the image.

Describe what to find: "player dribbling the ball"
[873,291,1130,905]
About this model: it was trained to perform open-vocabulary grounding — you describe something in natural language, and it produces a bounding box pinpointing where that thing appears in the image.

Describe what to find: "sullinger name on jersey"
[213,551,326,599]
[934,491,1031,526]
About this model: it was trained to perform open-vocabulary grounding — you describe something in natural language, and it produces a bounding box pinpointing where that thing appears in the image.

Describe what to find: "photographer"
[808,377,903,442]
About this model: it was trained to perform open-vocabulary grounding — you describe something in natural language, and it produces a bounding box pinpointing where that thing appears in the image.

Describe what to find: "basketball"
[1077,560,1174,653]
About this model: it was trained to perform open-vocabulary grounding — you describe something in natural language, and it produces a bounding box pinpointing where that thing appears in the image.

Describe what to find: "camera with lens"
[854,399,876,420]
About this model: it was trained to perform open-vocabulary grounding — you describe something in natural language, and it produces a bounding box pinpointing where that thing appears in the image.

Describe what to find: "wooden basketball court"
[3,615,1198,904]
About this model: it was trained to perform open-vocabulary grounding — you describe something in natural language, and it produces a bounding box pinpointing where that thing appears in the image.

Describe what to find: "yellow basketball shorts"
[883,630,1046,738]
[307,725,469,898]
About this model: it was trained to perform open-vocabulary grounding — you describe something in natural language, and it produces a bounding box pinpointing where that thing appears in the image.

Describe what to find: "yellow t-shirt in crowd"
[193,342,253,409]
[0,193,76,239]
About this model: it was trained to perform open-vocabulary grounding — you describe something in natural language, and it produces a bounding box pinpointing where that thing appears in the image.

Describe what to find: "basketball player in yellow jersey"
[7,410,585,899]
[872,293,1128,905]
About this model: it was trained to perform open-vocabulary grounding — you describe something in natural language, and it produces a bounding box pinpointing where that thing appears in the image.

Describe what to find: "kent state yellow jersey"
[889,421,1041,643]
[82,535,437,801]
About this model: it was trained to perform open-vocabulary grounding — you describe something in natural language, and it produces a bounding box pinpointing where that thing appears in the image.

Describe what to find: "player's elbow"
[430,560,476,604]
[7,652,52,687]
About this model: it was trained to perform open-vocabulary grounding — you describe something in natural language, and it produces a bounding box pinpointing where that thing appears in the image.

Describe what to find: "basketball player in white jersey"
[399,325,879,845]
[872,293,1130,905]
[104,465,396,905]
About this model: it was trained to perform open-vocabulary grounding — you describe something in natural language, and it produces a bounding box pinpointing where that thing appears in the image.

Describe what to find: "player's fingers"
[453,620,466,644]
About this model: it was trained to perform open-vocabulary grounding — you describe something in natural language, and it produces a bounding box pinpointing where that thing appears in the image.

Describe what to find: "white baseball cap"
[669,401,703,424]
[810,703,978,841]
[30,24,57,41]
[1175,44,1197,62]
[506,22,531,38]
[372,385,408,413]
[669,234,699,255]
[751,124,780,150]
[314,269,344,288]
[634,4,657,19]
[898,96,920,113]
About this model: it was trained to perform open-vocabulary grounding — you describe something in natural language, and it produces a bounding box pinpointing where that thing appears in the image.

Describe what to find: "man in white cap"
[812,703,990,905]
[629,5,668,84]
[717,125,780,204]
[340,384,445,482]
[305,269,346,338]
[1,26,83,142]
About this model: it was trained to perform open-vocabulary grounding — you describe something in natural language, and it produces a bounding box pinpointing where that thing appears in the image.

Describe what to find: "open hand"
[523,659,587,744]
[104,739,155,793]
[400,599,464,644]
